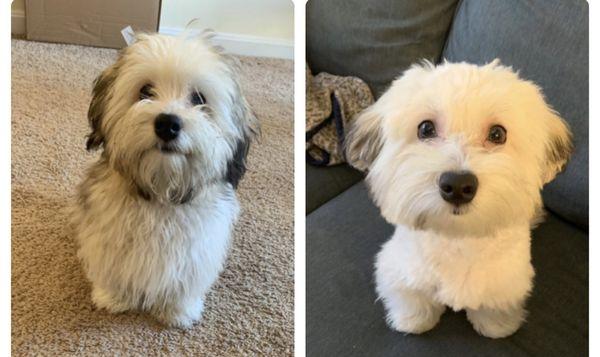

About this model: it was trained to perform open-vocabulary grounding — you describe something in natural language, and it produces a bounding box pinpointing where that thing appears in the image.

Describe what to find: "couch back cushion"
[307,0,459,98]
[443,0,588,228]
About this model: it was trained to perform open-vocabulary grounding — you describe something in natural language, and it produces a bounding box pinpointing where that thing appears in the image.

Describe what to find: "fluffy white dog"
[71,32,257,328]
[346,60,572,338]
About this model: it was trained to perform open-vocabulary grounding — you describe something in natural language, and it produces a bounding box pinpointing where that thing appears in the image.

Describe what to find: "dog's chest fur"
[380,224,535,311]
[73,166,239,307]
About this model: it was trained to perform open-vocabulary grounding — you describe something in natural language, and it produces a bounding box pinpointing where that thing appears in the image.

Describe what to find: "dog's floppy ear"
[226,132,252,189]
[345,62,435,171]
[86,65,119,151]
[345,104,384,171]
[542,111,573,184]
[226,86,259,188]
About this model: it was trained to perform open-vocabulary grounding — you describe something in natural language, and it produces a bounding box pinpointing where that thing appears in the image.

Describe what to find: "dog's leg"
[466,304,526,338]
[378,287,446,334]
[153,297,205,329]
[91,286,131,313]
[375,234,445,334]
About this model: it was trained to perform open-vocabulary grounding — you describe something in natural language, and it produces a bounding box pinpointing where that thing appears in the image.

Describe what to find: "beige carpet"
[11,39,294,356]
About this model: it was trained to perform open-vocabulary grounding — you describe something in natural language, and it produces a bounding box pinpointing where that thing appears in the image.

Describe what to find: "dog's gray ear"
[225,132,252,189]
[542,111,573,184]
[345,105,384,171]
[86,65,119,151]
[226,87,259,188]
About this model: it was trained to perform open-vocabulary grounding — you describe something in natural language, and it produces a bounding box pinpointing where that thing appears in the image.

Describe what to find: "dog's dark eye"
[488,125,507,144]
[418,120,437,140]
[190,91,206,106]
[139,84,154,100]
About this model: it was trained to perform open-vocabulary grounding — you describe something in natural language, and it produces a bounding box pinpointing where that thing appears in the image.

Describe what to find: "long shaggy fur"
[346,60,571,338]
[71,33,257,328]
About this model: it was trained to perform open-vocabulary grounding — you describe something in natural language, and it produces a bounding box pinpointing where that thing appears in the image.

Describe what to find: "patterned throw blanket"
[306,65,374,166]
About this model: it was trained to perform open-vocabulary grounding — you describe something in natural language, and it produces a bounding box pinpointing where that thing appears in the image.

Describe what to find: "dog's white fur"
[71,33,257,328]
[346,60,572,338]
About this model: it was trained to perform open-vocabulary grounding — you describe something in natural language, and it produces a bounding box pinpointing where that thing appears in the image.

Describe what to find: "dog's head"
[346,60,572,237]
[86,32,257,204]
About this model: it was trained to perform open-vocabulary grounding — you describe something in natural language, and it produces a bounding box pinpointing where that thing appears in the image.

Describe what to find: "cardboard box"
[26,0,161,48]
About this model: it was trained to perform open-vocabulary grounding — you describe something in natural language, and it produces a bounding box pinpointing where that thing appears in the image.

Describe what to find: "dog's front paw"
[91,286,131,314]
[467,305,526,338]
[385,303,445,334]
[156,313,197,329]
[154,299,204,329]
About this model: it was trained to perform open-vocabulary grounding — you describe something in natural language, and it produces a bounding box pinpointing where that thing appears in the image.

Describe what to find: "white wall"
[159,0,293,59]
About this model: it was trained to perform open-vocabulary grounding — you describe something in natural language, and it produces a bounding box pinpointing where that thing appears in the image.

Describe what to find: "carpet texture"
[11,39,294,356]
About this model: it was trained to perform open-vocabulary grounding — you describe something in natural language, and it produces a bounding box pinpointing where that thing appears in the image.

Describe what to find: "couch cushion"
[306,164,363,214]
[307,181,588,356]
[307,0,459,98]
[443,0,588,228]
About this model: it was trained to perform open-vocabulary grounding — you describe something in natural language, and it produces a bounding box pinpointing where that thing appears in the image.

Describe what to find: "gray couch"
[306,1,588,356]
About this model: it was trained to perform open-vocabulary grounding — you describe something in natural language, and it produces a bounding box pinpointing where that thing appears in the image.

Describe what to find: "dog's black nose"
[439,171,478,205]
[154,113,182,142]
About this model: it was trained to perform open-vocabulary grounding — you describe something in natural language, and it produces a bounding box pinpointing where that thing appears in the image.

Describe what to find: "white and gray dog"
[346,60,572,338]
[71,32,257,328]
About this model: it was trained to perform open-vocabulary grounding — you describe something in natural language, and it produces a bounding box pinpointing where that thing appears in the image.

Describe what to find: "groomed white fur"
[346,60,572,338]
[71,33,257,328]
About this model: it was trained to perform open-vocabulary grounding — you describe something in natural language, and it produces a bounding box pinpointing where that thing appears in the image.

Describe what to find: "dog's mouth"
[451,204,469,216]
[157,143,183,154]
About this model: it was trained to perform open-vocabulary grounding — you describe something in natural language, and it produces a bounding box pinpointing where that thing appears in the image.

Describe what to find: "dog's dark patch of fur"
[345,108,384,171]
[225,135,251,189]
[177,187,195,204]
[136,185,151,201]
[86,64,121,151]
[133,181,194,204]
[223,78,258,189]
[547,135,573,173]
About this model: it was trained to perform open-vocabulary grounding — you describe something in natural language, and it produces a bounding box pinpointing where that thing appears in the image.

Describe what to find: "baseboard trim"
[12,10,26,36]
[159,27,293,60]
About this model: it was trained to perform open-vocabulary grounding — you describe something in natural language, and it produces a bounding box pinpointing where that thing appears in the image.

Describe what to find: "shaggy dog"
[71,32,257,328]
[346,60,572,338]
